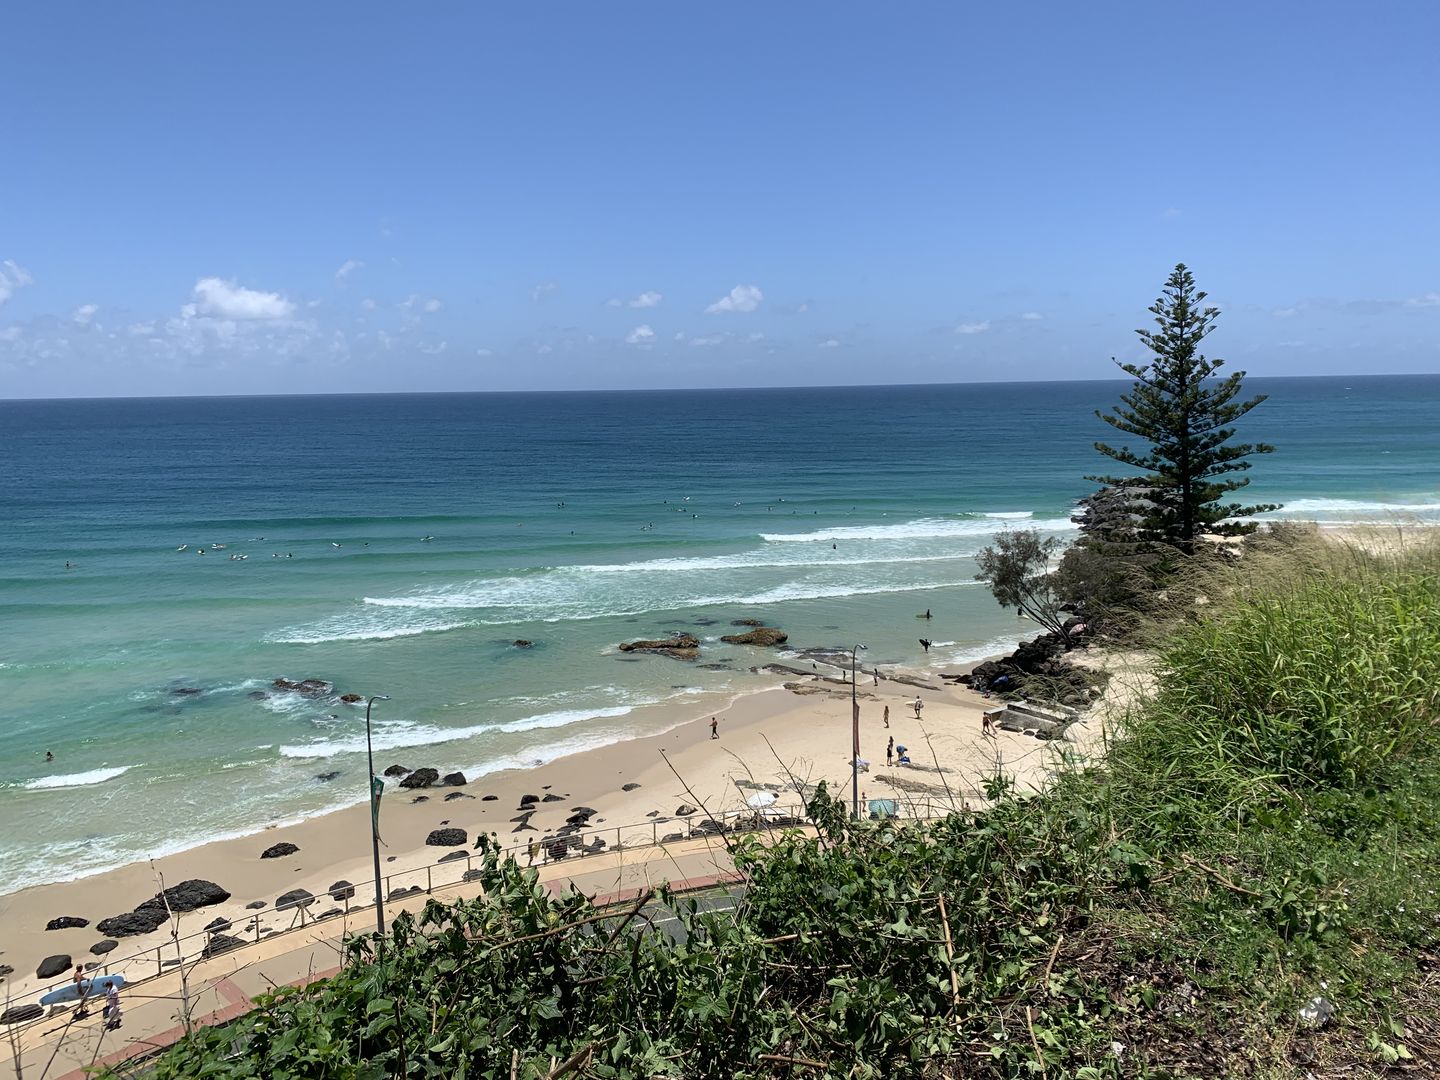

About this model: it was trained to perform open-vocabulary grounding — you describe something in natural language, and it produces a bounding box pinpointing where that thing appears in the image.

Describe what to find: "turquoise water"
[1,376,1437,893]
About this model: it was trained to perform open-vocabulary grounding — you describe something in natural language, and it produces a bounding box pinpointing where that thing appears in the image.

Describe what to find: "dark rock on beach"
[0,965,12,978]
[481,793,498,801]
[245,900,267,910]
[202,934,245,958]
[260,842,299,860]
[275,888,315,911]
[444,791,473,801]
[399,767,439,789]
[97,909,168,937]
[720,627,788,647]
[36,954,72,979]
[0,1005,43,1025]
[441,771,467,786]
[438,850,469,863]
[622,782,642,791]
[137,879,231,913]
[411,795,429,803]
[541,793,565,803]
[388,886,423,901]
[617,633,701,660]
[426,827,467,847]
[328,880,356,900]
[45,916,89,931]
[383,764,411,777]
[203,916,232,933]
[675,803,697,816]
[90,939,119,956]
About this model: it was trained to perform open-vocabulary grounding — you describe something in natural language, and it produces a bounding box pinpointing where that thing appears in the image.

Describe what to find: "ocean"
[2,375,1437,894]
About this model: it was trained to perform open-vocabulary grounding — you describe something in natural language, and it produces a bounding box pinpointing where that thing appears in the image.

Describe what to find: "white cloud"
[1162,207,1183,219]
[72,303,99,326]
[706,284,763,314]
[746,331,765,343]
[127,321,156,336]
[0,325,21,343]
[625,324,656,345]
[190,277,296,320]
[0,260,34,305]
[532,281,558,303]
[423,298,442,313]
[1272,306,1301,318]
[1405,292,1440,308]
[629,290,662,309]
[689,334,725,347]
[419,341,448,355]
[817,338,841,349]
[361,298,377,310]
[537,344,553,355]
[1020,311,1042,321]
[955,320,990,335]
[335,259,364,283]
[476,347,493,357]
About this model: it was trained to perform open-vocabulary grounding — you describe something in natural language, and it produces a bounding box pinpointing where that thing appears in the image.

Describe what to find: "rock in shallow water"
[383,764,411,777]
[399,767,439,789]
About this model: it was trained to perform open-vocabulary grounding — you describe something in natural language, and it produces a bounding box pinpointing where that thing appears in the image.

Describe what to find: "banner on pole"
[370,774,385,843]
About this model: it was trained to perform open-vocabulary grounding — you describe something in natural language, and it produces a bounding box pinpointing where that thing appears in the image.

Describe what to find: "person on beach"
[883,705,890,728]
[982,712,999,739]
[527,840,541,866]
[913,697,923,720]
[710,716,718,739]
[104,982,122,1029]
[886,736,894,766]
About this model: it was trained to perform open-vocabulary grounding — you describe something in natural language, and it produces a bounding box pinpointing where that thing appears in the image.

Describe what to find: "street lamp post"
[365,695,391,939]
[851,644,867,819]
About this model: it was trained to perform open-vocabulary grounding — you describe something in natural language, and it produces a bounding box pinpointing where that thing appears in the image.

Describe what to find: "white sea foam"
[981,511,1035,519]
[1264,498,1440,518]
[760,516,1073,543]
[277,705,635,759]
[20,765,133,791]
[268,619,473,645]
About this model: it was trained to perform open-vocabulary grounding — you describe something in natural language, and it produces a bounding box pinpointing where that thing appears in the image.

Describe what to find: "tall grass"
[1108,528,1440,833]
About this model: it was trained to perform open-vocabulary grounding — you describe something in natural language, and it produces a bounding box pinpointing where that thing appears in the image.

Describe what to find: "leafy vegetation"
[125,530,1440,1078]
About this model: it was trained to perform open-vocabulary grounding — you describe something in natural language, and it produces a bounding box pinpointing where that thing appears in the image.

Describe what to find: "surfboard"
[38,973,125,1007]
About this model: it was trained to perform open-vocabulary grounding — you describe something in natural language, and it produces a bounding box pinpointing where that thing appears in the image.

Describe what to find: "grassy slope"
[125,530,1440,1079]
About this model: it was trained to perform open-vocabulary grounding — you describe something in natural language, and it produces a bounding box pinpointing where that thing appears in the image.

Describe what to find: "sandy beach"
[0,651,1109,1004]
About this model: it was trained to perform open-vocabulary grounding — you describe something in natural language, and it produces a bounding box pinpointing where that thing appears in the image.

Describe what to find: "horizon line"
[1,370,1434,405]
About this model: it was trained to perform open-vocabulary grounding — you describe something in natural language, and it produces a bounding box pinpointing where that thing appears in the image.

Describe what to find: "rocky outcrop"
[90,939,118,956]
[731,618,765,627]
[438,850,469,863]
[245,900,267,910]
[383,764,411,777]
[339,693,363,703]
[272,678,334,697]
[675,803,697,817]
[399,767,439,789]
[541,793,565,803]
[260,842,299,860]
[96,909,168,937]
[328,880,356,900]
[441,771,467,786]
[618,634,701,660]
[720,627,788,647]
[275,889,315,911]
[203,916,232,933]
[513,639,534,648]
[622,782,642,791]
[36,954,72,979]
[965,630,1099,707]
[45,916,89,931]
[137,879,231,913]
[426,828,467,847]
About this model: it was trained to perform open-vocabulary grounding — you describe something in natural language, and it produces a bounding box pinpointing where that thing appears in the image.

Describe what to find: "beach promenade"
[10,833,743,1080]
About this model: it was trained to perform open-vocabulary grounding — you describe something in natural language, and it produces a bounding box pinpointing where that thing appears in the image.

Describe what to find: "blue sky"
[2,2,1437,397]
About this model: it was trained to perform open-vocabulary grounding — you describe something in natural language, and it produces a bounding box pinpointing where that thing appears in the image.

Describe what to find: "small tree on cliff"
[1091,264,1277,553]
[975,529,1073,646]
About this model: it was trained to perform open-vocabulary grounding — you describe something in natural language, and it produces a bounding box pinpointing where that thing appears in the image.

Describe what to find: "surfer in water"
[45,750,54,762]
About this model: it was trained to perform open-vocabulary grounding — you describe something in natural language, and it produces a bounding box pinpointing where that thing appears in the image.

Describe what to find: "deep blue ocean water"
[1,375,1437,893]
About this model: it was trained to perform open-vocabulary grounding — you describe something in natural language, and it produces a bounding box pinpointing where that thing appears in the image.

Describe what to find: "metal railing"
[7,792,974,1034]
